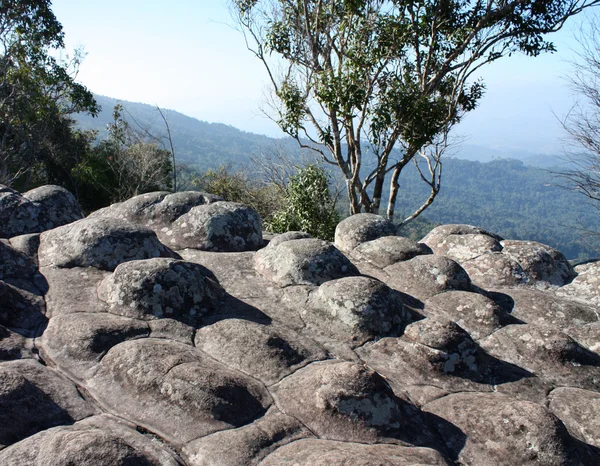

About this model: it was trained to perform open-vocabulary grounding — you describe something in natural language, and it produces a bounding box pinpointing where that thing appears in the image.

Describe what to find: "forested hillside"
[75,96,599,260]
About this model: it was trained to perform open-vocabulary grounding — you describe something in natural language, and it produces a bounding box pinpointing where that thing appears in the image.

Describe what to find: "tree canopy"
[233,0,599,223]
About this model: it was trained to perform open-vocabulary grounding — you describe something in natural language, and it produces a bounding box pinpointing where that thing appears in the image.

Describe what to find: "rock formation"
[0,185,599,465]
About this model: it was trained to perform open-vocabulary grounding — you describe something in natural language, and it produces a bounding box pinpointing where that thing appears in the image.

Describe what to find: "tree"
[0,0,98,188]
[268,163,340,240]
[556,17,600,209]
[233,0,599,225]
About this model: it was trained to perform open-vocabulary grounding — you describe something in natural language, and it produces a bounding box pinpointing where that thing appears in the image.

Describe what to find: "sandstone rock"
[350,235,431,268]
[421,224,503,249]
[424,291,515,340]
[0,414,181,465]
[169,201,262,251]
[98,258,223,324]
[87,338,271,445]
[195,319,328,385]
[462,252,528,288]
[38,217,177,271]
[480,324,600,390]
[183,407,312,466]
[334,213,396,253]
[0,280,46,333]
[500,240,576,287]
[254,238,359,287]
[488,288,599,327]
[0,185,83,238]
[0,325,27,361]
[0,359,95,448]
[548,387,600,448]
[306,276,411,345]
[428,233,503,262]
[423,392,582,465]
[271,360,440,447]
[0,240,37,279]
[259,439,452,465]
[268,230,312,248]
[557,260,600,306]
[564,322,600,354]
[384,255,471,301]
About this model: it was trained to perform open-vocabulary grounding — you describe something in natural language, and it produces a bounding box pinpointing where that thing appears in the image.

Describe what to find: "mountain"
[74,95,599,260]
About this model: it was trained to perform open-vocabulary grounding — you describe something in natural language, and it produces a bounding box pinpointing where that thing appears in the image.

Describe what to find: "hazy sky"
[52,0,593,154]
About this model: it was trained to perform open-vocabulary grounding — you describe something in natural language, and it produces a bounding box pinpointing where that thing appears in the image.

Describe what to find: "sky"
[51,0,594,155]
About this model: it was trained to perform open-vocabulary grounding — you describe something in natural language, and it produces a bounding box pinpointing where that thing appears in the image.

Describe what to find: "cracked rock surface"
[1,190,599,465]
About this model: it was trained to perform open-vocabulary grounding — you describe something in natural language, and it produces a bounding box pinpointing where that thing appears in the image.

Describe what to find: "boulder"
[548,387,600,448]
[461,252,528,288]
[169,201,262,251]
[98,258,223,324]
[556,260,600,306]
[350,235,431,268]
[384,255,472,301]
[427,233,503,262]
[421,224,503,250]
[334,213,396,253]
[0,240,37,279]
[254,238,359,287]
[38,217,177,271]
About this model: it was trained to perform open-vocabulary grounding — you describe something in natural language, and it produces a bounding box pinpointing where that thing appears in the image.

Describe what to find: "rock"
[0,280,46,332]
[182,407,312,466]
[421,224,503,250]
[480,324,600,390]
[169,201,262,251]
[38,217,177,271]
[427,233,503,262]
[500,240,576,287]
[462,252,528,288]
[423,392,582,465]
[0,414,181,465]
[8,233,40,267]
[557,261,600,306]
[306,276,411,345]
[350,235,431,268]
[0,240,37,279]
[424,291,515,340]
[548,387,600,448]
[259,439,452,465]
[0,325,27,361]
[0,185,83,238]
[195,319,328,385]
[384,255,472,301]
[0,359,95,448]
[334,213,396,253]
[268,231,312,248]
[563,322,600,354]
[254,238,359,287]
[271,360,440,447]
[98,258,223,324]
[40,313,150,382]
[488,288,599,327]
[87,338,271,445]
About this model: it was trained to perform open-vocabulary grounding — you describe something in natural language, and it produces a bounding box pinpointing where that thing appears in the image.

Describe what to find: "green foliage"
[0,0,98,188]
[268,164,340,241]
[192,165,282,222]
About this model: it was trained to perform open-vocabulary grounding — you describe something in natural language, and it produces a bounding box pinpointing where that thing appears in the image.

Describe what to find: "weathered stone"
[8,233,40,267]
[0,185,83,238]
[429,233,503,262]
[0,280,46,332]
[421,224,503,249]
[87,338,271,445]
[306,276,411,345]
[254,238,359,287]
[259,439,452,466]
[0,414,180,465]
[334,213,396,253]
[0,240,37,279]
[564,322,600,354]
[557,260,600,307]
[462,252,528,288]
[384,255,471,301]
[272,360,440,447]
[500,240,576,287]
[169,201,262,251]
[268,231,312,248]
[424,291,515,340]
[489,288,599,327]
[350,235,431,268]
[0,325,27,361]
[38,217,177,271]
[195,319,328,385]
[183,407,313,466]
[480,324,600,390]
[0,359,95,449]
[40,313,150,382]
[548,387,600,448]
[423,392,583,465]
[98,258,223,324]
